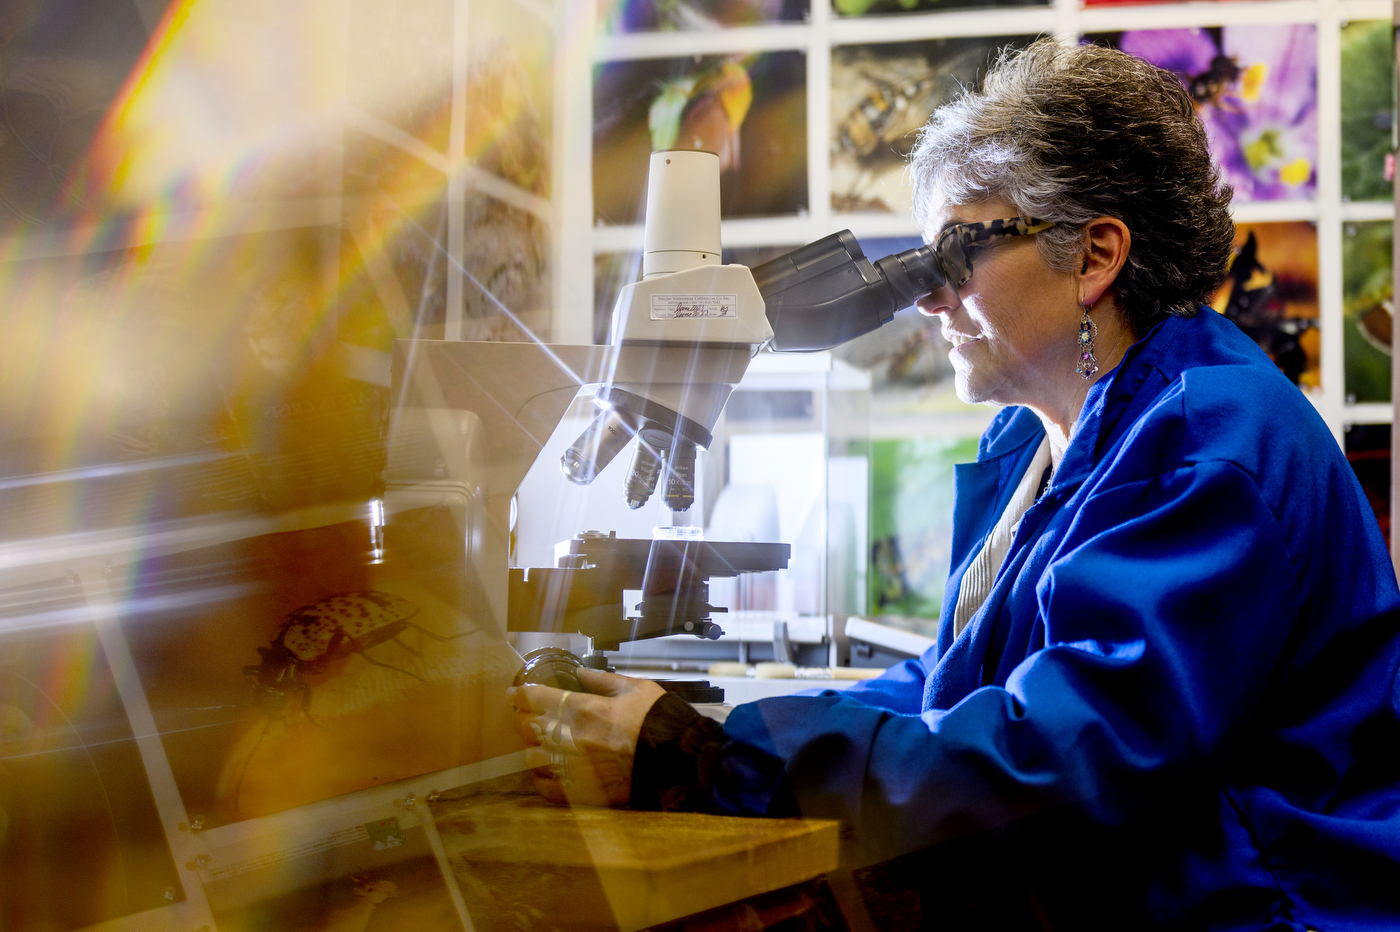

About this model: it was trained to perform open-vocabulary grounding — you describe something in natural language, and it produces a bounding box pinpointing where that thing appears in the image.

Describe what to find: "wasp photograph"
[111,508,524,829]
[592,51,807,224]
[1207,221,1320,391]
[830,36,1035,215]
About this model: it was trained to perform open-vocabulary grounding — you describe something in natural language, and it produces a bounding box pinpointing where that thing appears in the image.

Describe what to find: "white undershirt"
[951,437,1052,640]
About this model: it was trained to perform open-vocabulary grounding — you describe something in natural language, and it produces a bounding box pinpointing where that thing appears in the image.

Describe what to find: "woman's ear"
[1078,217,1130,308]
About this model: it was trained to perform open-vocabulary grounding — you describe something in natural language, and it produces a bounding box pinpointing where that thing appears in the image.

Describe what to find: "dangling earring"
[1076,302,1098,379]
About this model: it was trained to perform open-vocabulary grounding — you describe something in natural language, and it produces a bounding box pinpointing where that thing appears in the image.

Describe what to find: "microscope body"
[393,148,947,665]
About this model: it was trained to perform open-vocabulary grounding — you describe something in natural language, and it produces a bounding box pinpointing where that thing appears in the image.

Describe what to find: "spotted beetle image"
[232,590,473,814]
[244,590,469,720]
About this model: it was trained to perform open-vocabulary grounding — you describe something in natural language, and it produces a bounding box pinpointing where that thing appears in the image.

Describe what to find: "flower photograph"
[1088,25,1317,202]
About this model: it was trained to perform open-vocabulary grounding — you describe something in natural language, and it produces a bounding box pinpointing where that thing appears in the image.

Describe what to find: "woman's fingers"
[505,669,665,808]
[507,683,565,715]
[575,666,644,697]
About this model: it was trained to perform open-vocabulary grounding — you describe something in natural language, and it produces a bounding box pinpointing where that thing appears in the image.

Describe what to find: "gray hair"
[908,37,1235,335]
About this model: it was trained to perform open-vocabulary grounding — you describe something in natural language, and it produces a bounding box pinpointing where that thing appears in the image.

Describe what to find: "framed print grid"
[584,0,1397,447]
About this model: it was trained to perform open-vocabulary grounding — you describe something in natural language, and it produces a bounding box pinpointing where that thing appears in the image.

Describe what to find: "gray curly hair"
[908,37,1235,335]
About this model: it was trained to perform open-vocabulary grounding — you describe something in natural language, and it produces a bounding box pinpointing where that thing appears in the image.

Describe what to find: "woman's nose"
[915,283,958,318]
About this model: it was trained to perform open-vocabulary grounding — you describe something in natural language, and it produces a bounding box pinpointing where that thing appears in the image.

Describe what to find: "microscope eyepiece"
[873,245,944,308]
[753,232,948,352]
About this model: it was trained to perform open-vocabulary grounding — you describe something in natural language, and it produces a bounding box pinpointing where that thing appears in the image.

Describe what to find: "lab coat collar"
[1038,311,1187,497]
[930,313,1195,696]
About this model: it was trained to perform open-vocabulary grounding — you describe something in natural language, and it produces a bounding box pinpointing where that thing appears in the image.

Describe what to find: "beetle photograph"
[112,508,525,827]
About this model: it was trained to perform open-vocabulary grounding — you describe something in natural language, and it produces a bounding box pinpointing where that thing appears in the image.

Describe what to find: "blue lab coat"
[717,309,1400,929]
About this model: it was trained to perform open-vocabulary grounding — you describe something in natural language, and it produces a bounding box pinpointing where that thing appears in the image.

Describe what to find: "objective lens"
[663,438,696,512]
[561,407,633,485]
[624,441,664,510]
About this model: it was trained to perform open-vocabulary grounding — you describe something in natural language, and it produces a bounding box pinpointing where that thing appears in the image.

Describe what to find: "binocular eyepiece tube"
[753,231,947,353]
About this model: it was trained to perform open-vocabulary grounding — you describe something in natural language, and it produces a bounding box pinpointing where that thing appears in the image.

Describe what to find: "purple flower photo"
[1103,25,1317,201]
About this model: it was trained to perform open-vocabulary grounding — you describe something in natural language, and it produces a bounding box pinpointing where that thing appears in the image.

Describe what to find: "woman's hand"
[508,667,666,806]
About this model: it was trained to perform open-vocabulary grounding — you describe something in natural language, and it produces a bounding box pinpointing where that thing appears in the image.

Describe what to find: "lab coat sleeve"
[798,655,932,714]
[713,458,1302,861]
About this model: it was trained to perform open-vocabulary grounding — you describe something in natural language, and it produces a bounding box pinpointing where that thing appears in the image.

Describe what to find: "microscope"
[391,149,949,677]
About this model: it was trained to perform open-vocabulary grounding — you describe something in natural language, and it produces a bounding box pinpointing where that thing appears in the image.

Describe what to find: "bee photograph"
[830,36,1035,215]
[592,51,807,225]
[112,507,525,829]
[1084,25,1318,202]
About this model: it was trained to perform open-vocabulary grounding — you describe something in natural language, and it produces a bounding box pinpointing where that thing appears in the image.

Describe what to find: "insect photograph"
[592,50,807,225]
[1343,220,1394,404]
[831,36,1034,215]
[1208,221,1320,390]
[243,590,467,722]
[115,509,526,828]
[228,589,479,814]
[1086,25,1318,202]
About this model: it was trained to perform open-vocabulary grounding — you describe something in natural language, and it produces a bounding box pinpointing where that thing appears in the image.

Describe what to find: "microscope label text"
[650,294,738,320]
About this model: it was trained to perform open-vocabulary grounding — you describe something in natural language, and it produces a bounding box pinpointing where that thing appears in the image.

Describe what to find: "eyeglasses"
[932,216,1057,288]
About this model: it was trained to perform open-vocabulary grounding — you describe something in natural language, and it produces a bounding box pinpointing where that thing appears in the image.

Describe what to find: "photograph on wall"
[346,0,553,189]
[112,507,524,830]
[593,51,807,224]
[1341,20,1396,202]
[458,192,553,341]
[0,0,160,241]
[831,36,1037,215]
[1080,0,1198,6]
[600,0,809,32]
[1086,25,1318,202]
[1343,220,1393,404]
[833,0,1046,17]
[0,580,184,930]
[1208,221,1319,390]
[206,819,462,932]
[869,435,976,626]
[345,0,454,153]
[595,251,644,344]
[463,0,554,200]
[336,176,451,345]
[1344,423,1390,547]
[0,223,400,530]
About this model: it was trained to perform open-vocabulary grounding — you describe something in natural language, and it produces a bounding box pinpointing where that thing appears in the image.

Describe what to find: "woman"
[510,39,1400,929]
